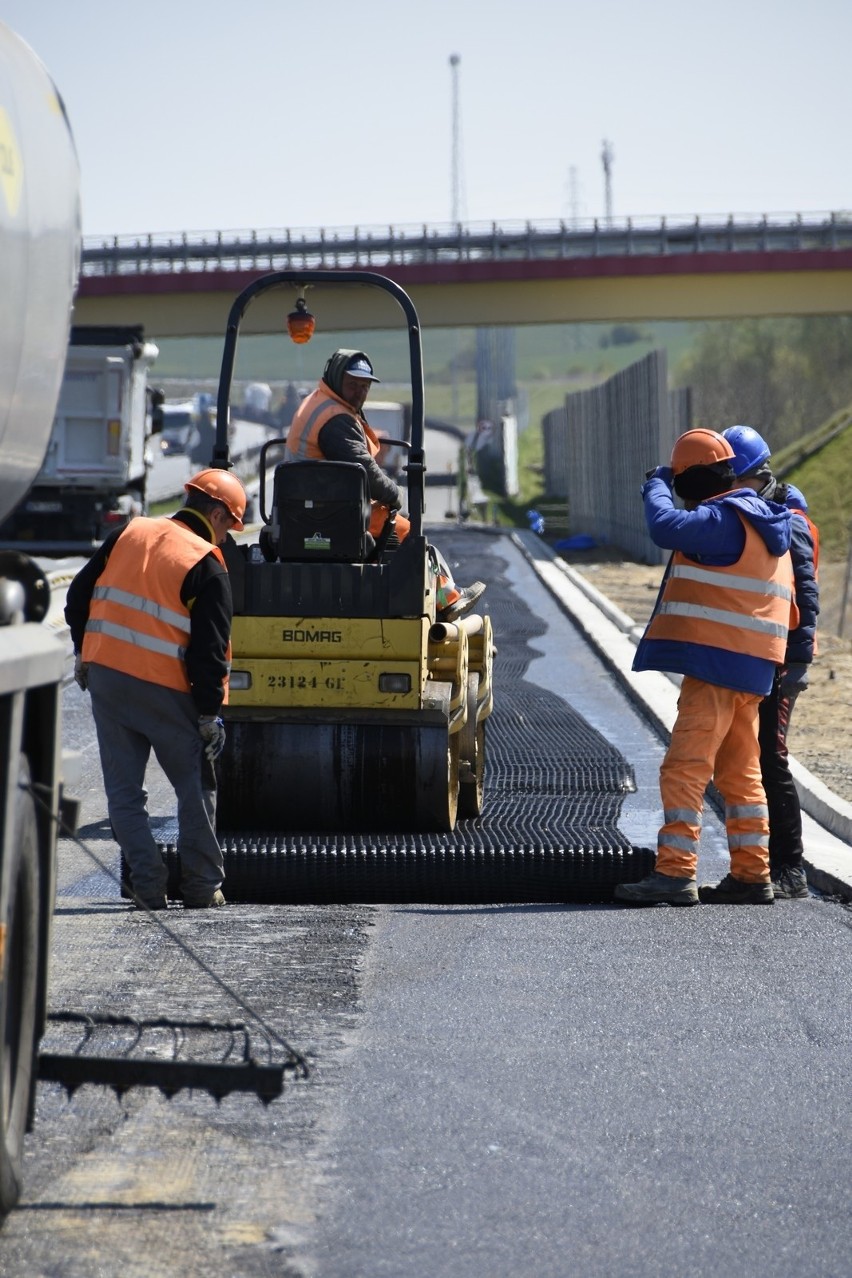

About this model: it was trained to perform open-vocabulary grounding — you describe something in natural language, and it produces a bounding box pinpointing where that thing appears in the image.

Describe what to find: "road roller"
[211,270,494,835]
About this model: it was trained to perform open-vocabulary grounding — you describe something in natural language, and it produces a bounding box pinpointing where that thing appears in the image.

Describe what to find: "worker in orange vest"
[286,349,485,622]
[615,428,797,907]
[65,469,246,911]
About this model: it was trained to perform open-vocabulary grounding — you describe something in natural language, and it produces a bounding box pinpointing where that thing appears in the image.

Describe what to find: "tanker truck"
[0,19,82,1217]
[0,22,291,1223]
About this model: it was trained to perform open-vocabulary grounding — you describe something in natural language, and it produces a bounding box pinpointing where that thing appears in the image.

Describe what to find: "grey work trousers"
[87,663,224,904]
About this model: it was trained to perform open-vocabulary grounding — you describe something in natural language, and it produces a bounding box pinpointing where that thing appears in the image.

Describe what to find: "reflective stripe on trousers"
[656,675,770,883]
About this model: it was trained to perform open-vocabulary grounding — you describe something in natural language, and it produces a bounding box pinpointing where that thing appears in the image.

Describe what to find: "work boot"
[132,895,168,912]
[698,874,774,904]
[613,871,699,906]
[440,581,487,623]
[183,888,226,909]
[771,865,809,899]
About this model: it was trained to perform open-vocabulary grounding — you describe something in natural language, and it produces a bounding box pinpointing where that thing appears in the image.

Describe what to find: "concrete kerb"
[511,529,852,902]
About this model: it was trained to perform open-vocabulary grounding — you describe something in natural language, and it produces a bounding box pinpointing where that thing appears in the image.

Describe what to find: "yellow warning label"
[0,107,23,218]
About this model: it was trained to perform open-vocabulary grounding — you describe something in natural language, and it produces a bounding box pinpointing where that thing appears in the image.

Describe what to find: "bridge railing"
[80,212,852,277]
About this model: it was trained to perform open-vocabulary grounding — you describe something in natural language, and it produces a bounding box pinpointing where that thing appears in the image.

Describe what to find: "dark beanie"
[322,349,372,399]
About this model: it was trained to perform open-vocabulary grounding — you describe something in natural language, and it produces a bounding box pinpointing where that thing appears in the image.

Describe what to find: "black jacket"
[316,350,401,508]
[317,409,401,508]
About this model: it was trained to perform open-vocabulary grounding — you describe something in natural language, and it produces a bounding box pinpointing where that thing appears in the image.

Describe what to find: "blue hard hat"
[722,425,772,477]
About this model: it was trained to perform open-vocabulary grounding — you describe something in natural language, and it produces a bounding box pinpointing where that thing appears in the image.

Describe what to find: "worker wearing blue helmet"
[723,425,820,900]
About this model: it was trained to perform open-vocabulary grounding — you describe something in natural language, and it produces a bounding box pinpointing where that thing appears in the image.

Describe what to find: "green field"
[153,319,696,428]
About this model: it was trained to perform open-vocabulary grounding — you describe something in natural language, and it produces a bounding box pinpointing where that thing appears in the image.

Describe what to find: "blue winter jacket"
[778,482,819,666]
[633,478,794,694]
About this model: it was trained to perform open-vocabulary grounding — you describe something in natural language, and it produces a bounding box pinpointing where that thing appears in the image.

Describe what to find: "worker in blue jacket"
[615,428,797,907]
[723,425,820,900]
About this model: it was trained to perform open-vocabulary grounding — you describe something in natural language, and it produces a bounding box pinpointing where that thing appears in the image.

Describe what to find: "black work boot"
[771,865,809,899]
[698,874,774,904]
[614,871,699,906]
[131,894,168,911]
[440,581,486,623]
[183,889,226,909]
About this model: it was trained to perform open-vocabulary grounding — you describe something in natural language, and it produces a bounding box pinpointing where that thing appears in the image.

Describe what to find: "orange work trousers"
[656,676,770,883]
[369,504,410,540]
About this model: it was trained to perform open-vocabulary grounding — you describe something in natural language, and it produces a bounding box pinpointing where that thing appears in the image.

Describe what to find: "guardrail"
[80,212,852,277]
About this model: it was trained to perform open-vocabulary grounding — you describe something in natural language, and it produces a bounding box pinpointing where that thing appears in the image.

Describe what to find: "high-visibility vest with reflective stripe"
[639,511,797,692]
[82,517,229,698]
[284,383,411,541]
[285,383,383,462]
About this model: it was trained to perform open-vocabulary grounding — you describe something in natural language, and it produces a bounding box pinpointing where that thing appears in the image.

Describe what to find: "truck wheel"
[0,758,41,1221]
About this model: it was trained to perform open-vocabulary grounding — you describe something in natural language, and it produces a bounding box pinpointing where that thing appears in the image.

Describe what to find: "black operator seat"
[237,459,426,621]
[264,460,374,563]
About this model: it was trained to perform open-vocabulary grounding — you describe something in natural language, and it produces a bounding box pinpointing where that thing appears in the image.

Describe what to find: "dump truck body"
[0,325,159,551]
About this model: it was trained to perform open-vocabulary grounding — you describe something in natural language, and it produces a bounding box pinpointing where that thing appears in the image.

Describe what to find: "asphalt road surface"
[1,529,849,1278]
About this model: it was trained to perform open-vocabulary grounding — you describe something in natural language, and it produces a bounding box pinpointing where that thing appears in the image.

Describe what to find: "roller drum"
[217,719,460,833]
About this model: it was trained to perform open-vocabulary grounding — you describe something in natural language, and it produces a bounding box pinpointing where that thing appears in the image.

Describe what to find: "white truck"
[242,381,273,422]
[0,324,161,552]
[366,400,411,481]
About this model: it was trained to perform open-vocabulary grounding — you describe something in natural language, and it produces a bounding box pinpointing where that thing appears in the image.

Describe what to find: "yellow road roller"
[212,270,494,834]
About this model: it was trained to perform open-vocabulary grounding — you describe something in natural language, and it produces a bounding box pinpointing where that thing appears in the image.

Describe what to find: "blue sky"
[5,0,851,239]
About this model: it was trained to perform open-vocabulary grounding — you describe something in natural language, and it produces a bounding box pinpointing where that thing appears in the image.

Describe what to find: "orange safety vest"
[645,514,798,666]
[791,506,820,577]
[82,517,230,700]
[286,384,410,539]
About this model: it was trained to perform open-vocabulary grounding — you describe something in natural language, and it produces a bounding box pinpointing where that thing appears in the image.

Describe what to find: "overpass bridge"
[75,212,852,336]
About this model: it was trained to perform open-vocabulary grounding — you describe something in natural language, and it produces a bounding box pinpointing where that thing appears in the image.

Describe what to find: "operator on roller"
[65,469,247,912]
[286,349,485,622]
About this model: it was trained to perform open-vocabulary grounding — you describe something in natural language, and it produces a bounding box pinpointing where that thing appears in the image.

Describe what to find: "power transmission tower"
[601,139,614,225]
[449,53,466,426]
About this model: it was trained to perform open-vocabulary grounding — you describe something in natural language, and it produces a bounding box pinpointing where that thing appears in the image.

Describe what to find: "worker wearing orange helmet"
[615,428,797,907]
[65,468,247,911]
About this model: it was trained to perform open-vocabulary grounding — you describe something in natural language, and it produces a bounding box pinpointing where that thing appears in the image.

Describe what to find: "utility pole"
[566,165,580,227]
[449,53,463,425]
[601,138,614,225]
[449,53,462,224]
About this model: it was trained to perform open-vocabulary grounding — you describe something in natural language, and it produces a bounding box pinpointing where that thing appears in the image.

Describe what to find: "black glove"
[644,465,674,486]
[198,716,226,762]
[74,655,89,692]
[779,663,809,694]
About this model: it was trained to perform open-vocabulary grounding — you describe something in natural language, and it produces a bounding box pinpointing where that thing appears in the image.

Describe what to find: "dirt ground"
[570,552,852,805]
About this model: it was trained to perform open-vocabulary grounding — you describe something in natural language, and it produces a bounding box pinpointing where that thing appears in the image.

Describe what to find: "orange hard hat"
[670,429,735,476]
[185,468,246,530]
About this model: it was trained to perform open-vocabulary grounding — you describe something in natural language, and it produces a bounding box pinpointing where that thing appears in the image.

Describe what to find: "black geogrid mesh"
[158,530,653,902]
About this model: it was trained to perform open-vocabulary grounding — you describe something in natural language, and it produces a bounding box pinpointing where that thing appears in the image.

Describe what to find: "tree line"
[673,316,852,449]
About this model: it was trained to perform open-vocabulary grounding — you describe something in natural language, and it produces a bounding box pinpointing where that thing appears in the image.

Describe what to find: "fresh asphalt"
[305,530,851,1278]
[1,527,848,1277]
